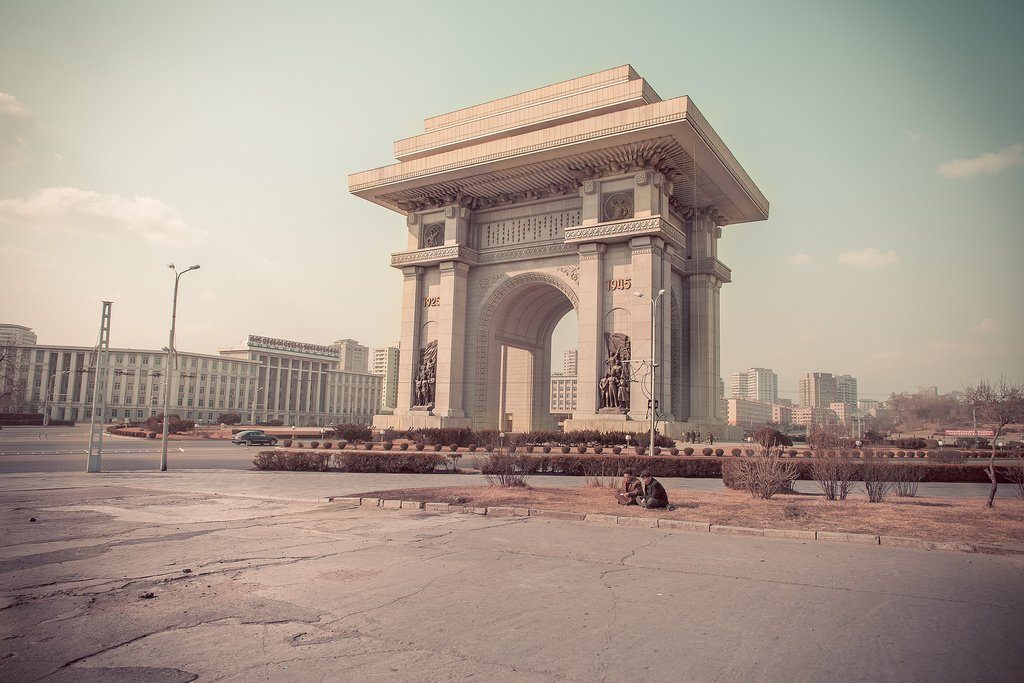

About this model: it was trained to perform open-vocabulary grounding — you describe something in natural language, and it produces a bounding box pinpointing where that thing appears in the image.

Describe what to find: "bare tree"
[962,378,1024,507]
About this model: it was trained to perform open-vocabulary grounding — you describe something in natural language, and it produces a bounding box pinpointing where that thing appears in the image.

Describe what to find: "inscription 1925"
[423,296,441,307]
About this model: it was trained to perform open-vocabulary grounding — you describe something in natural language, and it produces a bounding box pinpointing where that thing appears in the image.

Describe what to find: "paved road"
[1,482,1022,681]
[0,426,257,472]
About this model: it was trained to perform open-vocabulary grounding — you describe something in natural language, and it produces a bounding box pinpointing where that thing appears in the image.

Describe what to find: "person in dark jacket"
[616,469,643,505]
[636,471,668,509]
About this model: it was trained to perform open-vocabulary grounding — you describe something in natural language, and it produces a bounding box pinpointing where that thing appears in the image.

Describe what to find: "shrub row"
[721,458,1017,485]
[253,450,446,473]
[392,427,674,448]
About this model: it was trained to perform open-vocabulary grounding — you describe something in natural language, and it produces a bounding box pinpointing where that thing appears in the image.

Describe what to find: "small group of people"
[615,469,668,509]
[683,429,714,445]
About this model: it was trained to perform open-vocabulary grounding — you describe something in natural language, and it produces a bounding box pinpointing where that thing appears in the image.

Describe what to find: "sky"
[1,0,1021,402]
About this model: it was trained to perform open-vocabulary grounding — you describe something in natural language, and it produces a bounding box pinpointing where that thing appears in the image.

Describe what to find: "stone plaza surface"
[353,66,765,439]
[2,478,1023,681]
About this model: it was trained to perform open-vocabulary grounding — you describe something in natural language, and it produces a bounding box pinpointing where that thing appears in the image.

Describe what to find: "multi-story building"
[371,345,400,413]
[772,403,792,426]
[799,372,838,409]
[829,401,851,425]
[2,331,381,426]
[550,374,578,414]
[725,398,773,429]
[561,350,578,376]
[835,374,858,414]
[730,367,778,404]
[333,339,369,373]
[220,336,381,425]
[858,398,881,413]
[0,324,37,347]
[790,406,838,427]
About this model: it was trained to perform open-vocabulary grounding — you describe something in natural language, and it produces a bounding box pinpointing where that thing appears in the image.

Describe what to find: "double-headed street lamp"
[161,264,200,472]
[634,288,666,450]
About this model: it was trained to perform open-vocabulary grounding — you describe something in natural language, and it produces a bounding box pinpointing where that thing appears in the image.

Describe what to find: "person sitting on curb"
[636,470,668,509]
[616,469,643,506]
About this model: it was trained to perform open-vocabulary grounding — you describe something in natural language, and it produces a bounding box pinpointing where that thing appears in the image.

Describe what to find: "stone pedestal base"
[373,413,472,431]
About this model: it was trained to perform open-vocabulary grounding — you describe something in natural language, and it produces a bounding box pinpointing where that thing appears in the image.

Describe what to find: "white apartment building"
[799,372,838,408]
[730,367,778,404]
[3,332,381,426]
[371,345,400,413]
[561,350,578,376]
[333,338,369,373]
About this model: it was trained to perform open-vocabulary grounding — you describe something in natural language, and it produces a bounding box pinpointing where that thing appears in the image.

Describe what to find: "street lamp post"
[250,386,264,425]
[42,369,72,426]
[160,264,200,472]
[634,288,666,450]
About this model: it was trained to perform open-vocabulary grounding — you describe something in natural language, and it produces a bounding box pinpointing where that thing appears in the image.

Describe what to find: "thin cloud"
[0,92,34,165]
[970,318,998,335]
[906,130,922,143]
[839,247,899,269]
[936,143,1023,179]
[787,252,812,265]
[0,187,207,246]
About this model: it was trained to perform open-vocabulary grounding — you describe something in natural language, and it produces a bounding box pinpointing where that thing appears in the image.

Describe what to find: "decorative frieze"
[564,216,685,251]
[477,208,580,248]
[391,245,475,267]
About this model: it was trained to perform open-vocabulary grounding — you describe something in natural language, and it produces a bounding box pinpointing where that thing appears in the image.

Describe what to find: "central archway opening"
[486,278,576,433]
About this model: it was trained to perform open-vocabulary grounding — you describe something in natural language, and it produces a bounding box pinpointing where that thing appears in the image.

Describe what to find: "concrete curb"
[332,498,1023,556]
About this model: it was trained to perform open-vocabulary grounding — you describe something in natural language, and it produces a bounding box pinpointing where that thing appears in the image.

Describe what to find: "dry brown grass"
[354,485,1024,545]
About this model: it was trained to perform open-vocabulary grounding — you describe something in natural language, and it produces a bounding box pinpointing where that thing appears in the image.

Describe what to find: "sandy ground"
[355,484,1024,545]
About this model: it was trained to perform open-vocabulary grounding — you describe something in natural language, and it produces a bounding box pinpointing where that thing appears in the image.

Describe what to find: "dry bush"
[811,456,858,501]
[861,459,895,503]
[892,463,926,497]
[1006,455,1024,500]
[580,457,616,487]
[482,447,532,488]
[731,449,799,500]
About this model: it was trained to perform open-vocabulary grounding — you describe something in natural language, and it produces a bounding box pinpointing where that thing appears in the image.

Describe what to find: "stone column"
[572,242,605,418]
[628,235,670,420]
[433,260,470,418]
[687,209,725,422]
[394,266,424,415]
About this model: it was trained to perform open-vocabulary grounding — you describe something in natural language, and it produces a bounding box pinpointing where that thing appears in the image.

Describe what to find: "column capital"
[577,242,607,259]
[439,260,471,277]
[402,266,425,279]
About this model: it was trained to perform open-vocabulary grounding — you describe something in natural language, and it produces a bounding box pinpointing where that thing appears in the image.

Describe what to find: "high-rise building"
[549,375,578,414]
[371,345,400,413]
[835,374,858,414]
[799,372,838,408]
[562,350,578,376]
[730,367,778,404]
[0,324,38,347]
[333,339,369,373]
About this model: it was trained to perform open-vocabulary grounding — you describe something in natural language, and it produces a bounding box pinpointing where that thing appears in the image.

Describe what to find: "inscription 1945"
[607,278,631,291]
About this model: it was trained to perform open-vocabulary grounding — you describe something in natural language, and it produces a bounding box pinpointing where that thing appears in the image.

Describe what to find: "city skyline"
[2,1,1022,401]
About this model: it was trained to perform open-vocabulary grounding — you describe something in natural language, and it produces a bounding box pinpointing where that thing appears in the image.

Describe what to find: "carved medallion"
[601,191,634,222]
[421,223,444,248]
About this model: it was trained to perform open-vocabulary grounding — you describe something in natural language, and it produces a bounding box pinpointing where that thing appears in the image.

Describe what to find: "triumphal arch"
[350,66,768,438]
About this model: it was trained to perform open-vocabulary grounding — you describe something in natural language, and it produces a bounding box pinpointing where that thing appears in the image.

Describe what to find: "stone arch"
[472,271,579,430]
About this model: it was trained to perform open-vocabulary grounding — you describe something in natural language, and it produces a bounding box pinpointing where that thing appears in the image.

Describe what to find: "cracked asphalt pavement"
[2,484,1023,681]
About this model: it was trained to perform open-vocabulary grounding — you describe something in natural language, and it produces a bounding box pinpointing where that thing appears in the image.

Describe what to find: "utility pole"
[86,301,112,473]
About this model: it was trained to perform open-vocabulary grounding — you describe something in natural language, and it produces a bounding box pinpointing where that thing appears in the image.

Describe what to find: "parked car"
[231,429,278,446]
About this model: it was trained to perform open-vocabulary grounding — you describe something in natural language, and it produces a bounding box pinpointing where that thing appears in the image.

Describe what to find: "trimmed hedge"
[478,454,722,478]
[721,458,1017,486]
[253,450,446,473]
